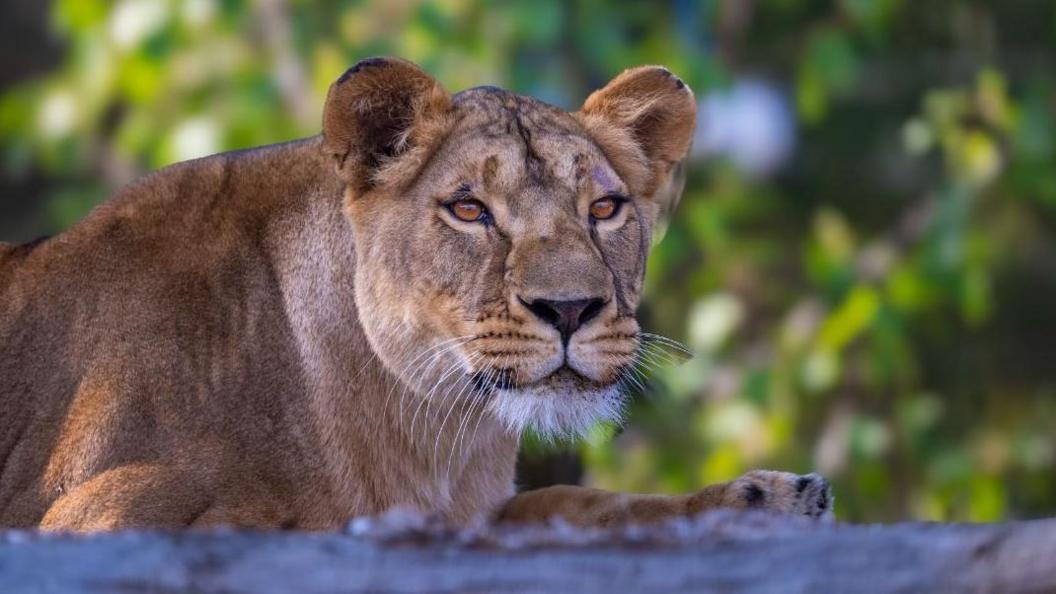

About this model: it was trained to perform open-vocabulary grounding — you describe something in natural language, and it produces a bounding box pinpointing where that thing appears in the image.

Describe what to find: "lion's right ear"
[322,57,452,192]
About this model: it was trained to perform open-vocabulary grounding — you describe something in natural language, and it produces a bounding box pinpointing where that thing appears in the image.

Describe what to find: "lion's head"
[321,58,696,438]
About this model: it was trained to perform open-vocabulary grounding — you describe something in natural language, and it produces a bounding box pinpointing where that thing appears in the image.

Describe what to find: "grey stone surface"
[1,510,1054,593]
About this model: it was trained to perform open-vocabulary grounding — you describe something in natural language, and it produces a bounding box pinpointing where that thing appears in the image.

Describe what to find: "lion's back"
[1,135,328,362]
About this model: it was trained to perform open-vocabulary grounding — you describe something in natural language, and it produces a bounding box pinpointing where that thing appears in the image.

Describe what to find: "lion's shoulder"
[97,136,329,230]
[5,137,330,273]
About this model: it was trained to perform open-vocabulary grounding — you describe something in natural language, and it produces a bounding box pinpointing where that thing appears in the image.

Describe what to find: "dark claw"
[744,483,765,506]
[796,475,812,494]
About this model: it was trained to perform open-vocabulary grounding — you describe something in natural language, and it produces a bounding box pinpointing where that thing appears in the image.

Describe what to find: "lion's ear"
[322,57,452,191]
[576,66,696,229]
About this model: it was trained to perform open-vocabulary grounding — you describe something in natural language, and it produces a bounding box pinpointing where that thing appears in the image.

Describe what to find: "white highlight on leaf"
[171,116,219,162]
[38,90,78,138]
[110,0,169,50]
[688,293,744,353]
[181,0,216,26]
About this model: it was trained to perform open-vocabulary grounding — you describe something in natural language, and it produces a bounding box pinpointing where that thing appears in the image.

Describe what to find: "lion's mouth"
[547,365,602,386]
[472,364,613,393]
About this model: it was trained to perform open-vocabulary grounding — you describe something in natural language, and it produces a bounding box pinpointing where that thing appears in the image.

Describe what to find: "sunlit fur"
[0,58,703,530]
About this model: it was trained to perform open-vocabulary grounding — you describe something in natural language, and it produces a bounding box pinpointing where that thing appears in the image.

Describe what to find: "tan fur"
[0,58,830,531]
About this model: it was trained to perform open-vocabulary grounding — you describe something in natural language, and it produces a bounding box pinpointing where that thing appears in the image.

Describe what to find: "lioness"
[0,58,831,531]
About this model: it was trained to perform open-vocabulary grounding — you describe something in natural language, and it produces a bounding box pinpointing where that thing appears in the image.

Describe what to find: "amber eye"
[589,196,622,221]
[448,199,487,223]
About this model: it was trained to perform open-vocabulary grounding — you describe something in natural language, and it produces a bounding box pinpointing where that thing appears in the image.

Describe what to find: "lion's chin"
[486,367,626,439]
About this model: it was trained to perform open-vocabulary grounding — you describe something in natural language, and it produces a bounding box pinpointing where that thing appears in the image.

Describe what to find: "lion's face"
[322,58,696,437]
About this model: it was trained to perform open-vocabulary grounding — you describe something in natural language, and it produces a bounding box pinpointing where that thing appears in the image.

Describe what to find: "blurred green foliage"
[2,0,1055,522]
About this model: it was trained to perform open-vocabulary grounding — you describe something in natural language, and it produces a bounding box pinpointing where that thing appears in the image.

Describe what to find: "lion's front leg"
[40,463,303,532]
[39,463,211,531]
[496,470,833,528]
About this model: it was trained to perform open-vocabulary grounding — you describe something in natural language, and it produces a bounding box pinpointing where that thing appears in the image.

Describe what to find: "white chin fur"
[486,382,626,440]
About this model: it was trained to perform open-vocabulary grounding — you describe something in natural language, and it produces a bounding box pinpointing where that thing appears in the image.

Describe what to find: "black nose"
[519,297,606,344]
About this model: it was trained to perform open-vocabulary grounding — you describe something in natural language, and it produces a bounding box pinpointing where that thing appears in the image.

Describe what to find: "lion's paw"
[729,470,833,520]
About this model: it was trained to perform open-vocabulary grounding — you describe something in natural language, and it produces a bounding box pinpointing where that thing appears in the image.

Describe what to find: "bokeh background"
[2,0,1055,522]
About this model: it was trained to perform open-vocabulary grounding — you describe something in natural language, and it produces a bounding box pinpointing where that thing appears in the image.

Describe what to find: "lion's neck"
[265,162,518,525]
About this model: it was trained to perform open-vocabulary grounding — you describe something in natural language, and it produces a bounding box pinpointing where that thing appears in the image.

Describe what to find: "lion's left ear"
[576,66,696,231]
[322,57,452,193]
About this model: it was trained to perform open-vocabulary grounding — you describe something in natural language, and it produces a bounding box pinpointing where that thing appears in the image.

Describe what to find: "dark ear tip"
[654,67,689,92]
[336,57,396,84]
[625,65,693,98]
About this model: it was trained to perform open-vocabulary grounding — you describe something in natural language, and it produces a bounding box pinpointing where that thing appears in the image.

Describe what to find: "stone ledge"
[2,510,1054,593]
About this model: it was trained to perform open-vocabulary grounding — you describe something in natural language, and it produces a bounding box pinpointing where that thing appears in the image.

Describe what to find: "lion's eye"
[589,196,623,221]
[448,199,488,223]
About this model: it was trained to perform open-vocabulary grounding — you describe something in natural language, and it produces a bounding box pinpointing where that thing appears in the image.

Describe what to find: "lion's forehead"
[451,86,579,130]
[425,90,621,214]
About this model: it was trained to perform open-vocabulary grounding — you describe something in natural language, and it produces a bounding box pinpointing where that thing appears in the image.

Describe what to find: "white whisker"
[637,340,684,369]
[445,357,496,484]
[460,352,508,479]
[409,350,474,441]
[431,351,484,483]
[397,336,475,432]
[639,332,694,356]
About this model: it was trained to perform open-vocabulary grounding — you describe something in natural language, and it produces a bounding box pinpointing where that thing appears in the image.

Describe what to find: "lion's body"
[0,59,831,531]
[0,138,517,529]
